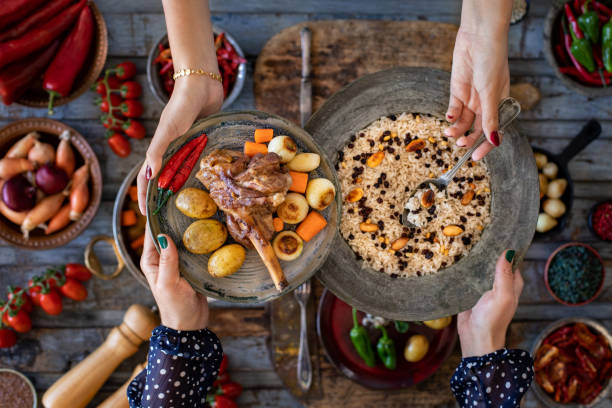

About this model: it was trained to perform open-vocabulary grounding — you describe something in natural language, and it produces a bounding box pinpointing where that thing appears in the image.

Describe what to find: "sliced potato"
[287,153,321,172]
[272,231,304,261]
[542,162,559,179]
[268,135,297,163]
[536,212,558,233]
[306,178,335,211]
[277,193,309,224]
[183,219,227,254]
[543,198,566,218]
[534,152,548,169]
[546,178,567,199]
[539,174,548,199]
[208,244,246,277]
[175,187,217,219]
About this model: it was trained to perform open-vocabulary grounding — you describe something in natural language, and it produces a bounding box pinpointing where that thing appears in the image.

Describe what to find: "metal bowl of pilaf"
[305,67,539,321]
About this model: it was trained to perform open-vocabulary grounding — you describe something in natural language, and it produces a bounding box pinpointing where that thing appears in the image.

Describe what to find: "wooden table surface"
[0,1,611,407]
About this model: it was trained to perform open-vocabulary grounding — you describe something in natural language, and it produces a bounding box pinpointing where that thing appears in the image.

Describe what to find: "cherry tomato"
[45,270,64,290]
[209,395,237,408]
[39,290,63,316]
[7,287,32,314]
[213,372,230,387]
[1,307,11,326]
[107,133,131,157]
[119,100,143,118]
[119,81,142,99]
[95,76,121,95]
[218,381,242,399]
[27,278,44,307]
[0,328,17,348]
[100,93,122,113]
[101,114,123,131]
[122,119,146,139]
[64,264,92,282]
[59,278,88,301]
[115,61,137,80]
[7,309,31,333]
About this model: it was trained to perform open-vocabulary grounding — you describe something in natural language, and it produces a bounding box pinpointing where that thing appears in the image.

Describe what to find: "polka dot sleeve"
[127,325,223,408]
[450,348,534,408]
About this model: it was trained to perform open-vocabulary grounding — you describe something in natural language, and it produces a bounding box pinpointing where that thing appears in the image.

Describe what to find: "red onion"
[2,174,36,211]
[35,163,68,195]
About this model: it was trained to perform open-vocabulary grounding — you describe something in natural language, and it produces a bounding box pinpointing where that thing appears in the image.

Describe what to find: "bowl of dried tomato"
[588,200,612,241]
[531,318,612,406]
[146,26,247,110]
[544,242,605,306]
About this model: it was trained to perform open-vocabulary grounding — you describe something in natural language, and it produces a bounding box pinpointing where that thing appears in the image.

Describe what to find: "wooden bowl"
[16,1,108,108]
[0,118,102,249]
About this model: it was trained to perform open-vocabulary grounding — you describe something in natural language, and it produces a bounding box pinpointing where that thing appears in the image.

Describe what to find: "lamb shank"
[197,149,292,290]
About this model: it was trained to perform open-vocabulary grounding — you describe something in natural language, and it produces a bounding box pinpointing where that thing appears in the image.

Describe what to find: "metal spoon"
[402,97,521,228]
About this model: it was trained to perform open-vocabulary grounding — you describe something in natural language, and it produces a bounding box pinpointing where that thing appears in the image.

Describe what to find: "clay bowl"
[0,118,102,249]
[16,1,108,108]
[543,0,612,97]
[146,111,340,303]
[146,25,246,109]
[305,67,539,321]
[0,368,37,408]
[588,199,612,241]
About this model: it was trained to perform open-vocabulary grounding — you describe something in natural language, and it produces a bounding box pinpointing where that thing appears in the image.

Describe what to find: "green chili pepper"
[570,25,596,72]
[578,1,600,43]
[603,20,612,72]
[394,320,410,333]
[349,308,376,367]
[376,325,397,370]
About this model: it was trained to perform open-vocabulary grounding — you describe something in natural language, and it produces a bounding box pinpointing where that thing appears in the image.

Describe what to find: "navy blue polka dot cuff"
[150,325,221,359]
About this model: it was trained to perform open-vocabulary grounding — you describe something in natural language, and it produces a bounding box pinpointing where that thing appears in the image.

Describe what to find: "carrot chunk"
[130,233,145,250]
[289,171,308,193]
[296,211,327,242]
[121,210,137,226]
[244,141,268,157]
[254,129,273,143]
[128,185,138,201]
[273,217,284,232]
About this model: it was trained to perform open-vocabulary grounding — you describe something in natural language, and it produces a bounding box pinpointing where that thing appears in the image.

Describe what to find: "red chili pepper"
[593,0,612,16]
[122,119,146,139]
[43,4,94,115]
[562,19,607,85]
[543,326,574,345]
[157,135,205,190]
[114,62,137,80]
[118,100,143,118]
[0,0,46,28]
[0,0,73,42]
[565,3,585,39]
[574,322,597,347]
[0,0,86,70]
[575,347,598,378]
[574,0,582,13]
[0,40,60,106]
[118,81,142,99]
[159,60,174,76]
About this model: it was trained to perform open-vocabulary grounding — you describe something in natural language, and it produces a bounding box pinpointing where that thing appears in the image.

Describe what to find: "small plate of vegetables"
[316,289,457,389]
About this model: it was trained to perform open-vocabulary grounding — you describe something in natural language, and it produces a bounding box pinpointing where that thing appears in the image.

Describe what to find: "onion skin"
[27,140,55,165]
[56,130,75,177]
[5,132,38,159]
[0,157,34,179]
[45,203,71,234]
[2,174,36,211]
[35,163,69,195]
[21,192,66,238]
[69,181,89,221]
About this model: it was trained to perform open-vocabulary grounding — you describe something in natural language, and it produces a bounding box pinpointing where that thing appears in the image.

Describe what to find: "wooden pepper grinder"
[42,304,159,408]
[97,362,146,408]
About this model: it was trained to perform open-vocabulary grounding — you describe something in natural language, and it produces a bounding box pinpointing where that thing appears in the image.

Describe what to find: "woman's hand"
[137,77,223,214]
[445,0,512,161]
[140,227,209,331]
[457,250,523,357]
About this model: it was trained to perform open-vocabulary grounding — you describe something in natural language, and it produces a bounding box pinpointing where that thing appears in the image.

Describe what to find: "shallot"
[69,181,89,221]
[35,163,69,195]
[27,140,55,165]
[0,200,27,225]
[21,192,66,238]
[5,132,38,159]
[2,174,36,211]
[0,157,34,179]
[71,162,89,189]
[56,130,75,177]
[45,203,71,235]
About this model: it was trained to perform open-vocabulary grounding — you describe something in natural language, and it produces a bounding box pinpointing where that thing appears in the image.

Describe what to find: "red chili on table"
[591,201,612,240]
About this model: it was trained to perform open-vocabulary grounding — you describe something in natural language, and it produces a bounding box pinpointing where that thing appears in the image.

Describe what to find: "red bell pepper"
[0,40,60,105]
[43,4,94,115]
[0,0,74,42]
[0,0,86,70]
[0,0,46,28]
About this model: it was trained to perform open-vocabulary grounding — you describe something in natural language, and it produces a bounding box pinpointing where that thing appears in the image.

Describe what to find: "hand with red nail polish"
[445,0,513,161]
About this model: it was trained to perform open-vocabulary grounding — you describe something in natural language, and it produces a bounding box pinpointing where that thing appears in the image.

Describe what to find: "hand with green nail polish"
[457,249,523,358]
[140,228,209,331]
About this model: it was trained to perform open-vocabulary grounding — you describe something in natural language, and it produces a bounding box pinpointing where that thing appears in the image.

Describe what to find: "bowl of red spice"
[0,368,37,408]
[588,200,612,241]
[544,242,605,306]
[543,0,612,97]
[146,26,246,110]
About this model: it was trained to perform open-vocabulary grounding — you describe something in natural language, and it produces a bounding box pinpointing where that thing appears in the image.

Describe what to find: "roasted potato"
[404,334,429,362]
[543,198,566,218]
[536,212,558,233]
[183,219,227,254]
[272,231,303,261]
[546,178,567,199]
[423,316,452,330]
[539,174,548,199]
[287,153,321,172]
[175,187,217,219]
[306,178,335,211]
[542,162,559,179]
[208,244,246,277]
[268,136,297,163]
[277,193,309,224]
[534,152,548,169]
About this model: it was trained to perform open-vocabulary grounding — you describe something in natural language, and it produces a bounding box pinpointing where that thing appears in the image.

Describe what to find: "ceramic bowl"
[587,200,612,241]
[0,118,102,249]
[0,368,37,408]
[146,25,246,109]
[16,1,108,108]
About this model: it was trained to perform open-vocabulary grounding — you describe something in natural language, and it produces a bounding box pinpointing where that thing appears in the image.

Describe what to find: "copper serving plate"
[16,1,108,108]
[0,118,102,249]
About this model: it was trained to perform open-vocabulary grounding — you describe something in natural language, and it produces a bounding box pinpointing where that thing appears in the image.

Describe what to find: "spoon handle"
[442,97,521,182]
